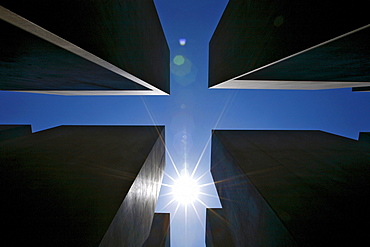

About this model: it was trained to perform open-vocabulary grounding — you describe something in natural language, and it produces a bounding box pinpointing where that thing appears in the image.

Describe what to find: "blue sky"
[1,0,370,246]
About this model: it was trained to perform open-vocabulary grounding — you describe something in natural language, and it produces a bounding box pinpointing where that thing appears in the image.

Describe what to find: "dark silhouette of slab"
[0,124,31,141]
[211,130,370,246]
[353,86,370,92]
[0,1,169,95]
[0,125,166,246]
[209,0,370,90]
[205,208,234,247]
[359,132,370,144]
[142,213,170,247]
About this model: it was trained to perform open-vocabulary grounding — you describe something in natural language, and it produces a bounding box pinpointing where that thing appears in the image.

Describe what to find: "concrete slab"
[205,208,234,247]
[142,213,170,247]
[0,1,169,95]
[209,0,369,90]
[211,130,370,246]
[0,125,166,246]
[0,124,31,141]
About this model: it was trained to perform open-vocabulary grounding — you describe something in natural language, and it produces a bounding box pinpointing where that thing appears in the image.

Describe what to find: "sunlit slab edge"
[210,24,370,90]
[210,80,370,90]
[5,90,168,96]
[0,5,168,96]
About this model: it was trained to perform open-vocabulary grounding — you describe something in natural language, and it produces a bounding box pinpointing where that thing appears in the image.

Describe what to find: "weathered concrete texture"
[0,0,169,95]
[205,208,234,247]
[0,125,165,247]
[142,213,170,247]
[209,0,369,90]
[0,124,31,141]
[211,130,370,247]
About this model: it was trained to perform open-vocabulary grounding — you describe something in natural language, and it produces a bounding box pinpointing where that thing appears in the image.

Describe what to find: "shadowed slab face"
[142,213,170,247]
[235,26,370,86]
[0,126,166,247]
[209,0,369,89]
[211,130,370,246]
[205,209,234,246]
[0,20,148,91]
[0,0,169,94]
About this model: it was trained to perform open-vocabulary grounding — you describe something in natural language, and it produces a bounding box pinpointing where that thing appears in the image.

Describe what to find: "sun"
[159,160,216,219]
[172,172,199,205]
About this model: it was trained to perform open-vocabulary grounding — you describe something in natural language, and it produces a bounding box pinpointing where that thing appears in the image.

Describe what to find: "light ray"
[185,203,188,246]
[167,154,181,177]
[212,175,245,185]
[163,171,177,182]
[191,202,204,228]
[213,90,238,129]
[140,97,181,178]
[173,202,181,217]
[170,202,182,226]
[198,191,220,199]
[208,208,230,225]
[190,91,238,179]
[217,195,246,204]
[198,182,217,188]
[160,197,176,211]
[195,169,210,182]
[161,183,174,187]
[159,192,175,197]
[196,197,209,208]
[190,136,211,179]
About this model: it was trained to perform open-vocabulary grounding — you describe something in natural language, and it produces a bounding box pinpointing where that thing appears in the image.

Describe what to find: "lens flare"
[173,55,185,65]
[179,38,186,46]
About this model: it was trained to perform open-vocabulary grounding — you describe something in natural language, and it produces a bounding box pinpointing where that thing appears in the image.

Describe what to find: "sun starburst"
[172,171,199,205]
